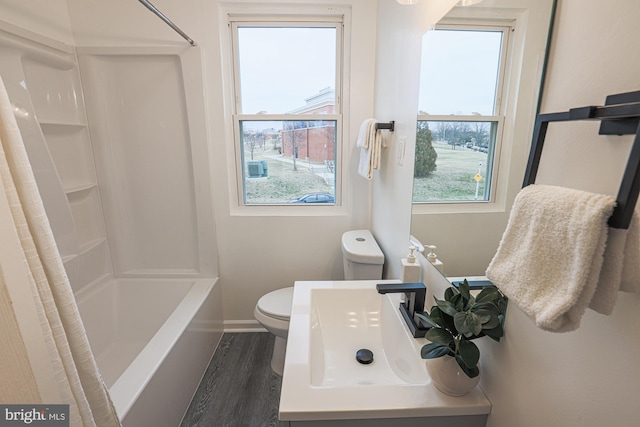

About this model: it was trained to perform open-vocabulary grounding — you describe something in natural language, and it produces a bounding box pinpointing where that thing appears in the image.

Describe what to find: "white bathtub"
[76,277,222,427]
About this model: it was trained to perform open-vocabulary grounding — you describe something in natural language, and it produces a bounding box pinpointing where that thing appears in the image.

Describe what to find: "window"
[413,23,510,203]
[230,19,343,206]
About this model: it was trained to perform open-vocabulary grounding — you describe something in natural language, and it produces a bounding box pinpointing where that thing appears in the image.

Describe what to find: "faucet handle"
[376,282,428,338]
[376,282,425,293]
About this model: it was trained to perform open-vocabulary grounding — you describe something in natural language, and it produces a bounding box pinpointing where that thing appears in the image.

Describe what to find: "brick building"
[281,87,336,163]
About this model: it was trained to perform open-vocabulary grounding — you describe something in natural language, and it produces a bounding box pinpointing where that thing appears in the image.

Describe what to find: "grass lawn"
[413,141,489,202]
[243,148,333,204]
[242,141,490,204]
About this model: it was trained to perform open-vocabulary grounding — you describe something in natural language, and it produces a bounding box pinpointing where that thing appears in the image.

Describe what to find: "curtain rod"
[138,0,197,46]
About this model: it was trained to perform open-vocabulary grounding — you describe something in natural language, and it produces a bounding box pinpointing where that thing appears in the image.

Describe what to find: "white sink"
[279,280,492,424]
[309,287,427,387]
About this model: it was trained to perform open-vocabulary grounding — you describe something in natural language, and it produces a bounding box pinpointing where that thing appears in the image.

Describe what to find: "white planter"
[427,356,480,396]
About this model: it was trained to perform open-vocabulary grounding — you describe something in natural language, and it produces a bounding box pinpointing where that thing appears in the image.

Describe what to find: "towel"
[590,225,627,315]
[486,184,616,332]
[619,214,640,293]
[357,119,387,180]
[592,212,640,315]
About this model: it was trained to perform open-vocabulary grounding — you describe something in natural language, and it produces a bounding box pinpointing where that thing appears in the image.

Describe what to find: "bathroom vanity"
[279,280,491,427]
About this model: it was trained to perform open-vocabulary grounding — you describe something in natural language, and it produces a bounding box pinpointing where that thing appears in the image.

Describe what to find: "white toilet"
[254,229,385,375]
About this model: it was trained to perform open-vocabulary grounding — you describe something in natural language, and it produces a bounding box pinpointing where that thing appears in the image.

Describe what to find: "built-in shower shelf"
[39,121,87,128]
[62,238,109,292]
[61,237,107,265]
[2,22,112,295]
[79,237,107,255]
[65,183,97,196]
[61,253,75,264]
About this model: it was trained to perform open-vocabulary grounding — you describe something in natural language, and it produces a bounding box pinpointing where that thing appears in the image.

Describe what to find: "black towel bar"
[523,90,640,229]
[375,121,395,131]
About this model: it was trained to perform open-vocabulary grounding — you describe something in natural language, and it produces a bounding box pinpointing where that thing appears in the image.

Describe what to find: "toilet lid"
[257,287,294,321]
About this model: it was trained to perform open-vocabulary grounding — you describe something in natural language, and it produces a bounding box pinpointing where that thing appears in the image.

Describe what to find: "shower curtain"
[0,77,120,426]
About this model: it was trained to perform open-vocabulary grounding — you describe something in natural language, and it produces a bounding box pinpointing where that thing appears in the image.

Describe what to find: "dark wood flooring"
[180,332,284,427]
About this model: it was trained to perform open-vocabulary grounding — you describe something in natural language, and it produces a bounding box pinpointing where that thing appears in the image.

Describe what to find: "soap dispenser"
[426,245,444,274]
[401,246,421,283]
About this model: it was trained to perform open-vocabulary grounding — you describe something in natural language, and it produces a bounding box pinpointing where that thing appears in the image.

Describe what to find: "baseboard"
[223,319,267,333]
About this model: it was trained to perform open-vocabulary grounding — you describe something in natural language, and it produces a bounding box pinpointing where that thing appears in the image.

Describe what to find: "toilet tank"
[341,230,384,280]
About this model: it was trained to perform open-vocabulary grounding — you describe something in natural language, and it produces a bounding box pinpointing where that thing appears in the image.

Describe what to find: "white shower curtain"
[0,77,120,426]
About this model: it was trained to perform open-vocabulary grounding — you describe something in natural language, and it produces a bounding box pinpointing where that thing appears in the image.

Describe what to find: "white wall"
[421,2,640,426]
[0,0,74,45]
[372,0,459,280]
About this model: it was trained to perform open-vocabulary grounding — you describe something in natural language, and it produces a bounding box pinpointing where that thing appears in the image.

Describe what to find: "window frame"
[414,19,513,208]
[228,15,345,209]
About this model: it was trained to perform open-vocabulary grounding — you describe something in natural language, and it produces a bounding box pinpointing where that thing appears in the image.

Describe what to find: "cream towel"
[619,214,640,293]
[357,118,387,180]
[593,212,640,315]
[486,184,615,332]
[590,225,627,315]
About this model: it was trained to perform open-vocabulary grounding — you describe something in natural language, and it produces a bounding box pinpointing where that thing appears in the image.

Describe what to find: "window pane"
[418,29,503,116]
[240,120,336,204]
[237,27,337,114]
[413,120,497,202]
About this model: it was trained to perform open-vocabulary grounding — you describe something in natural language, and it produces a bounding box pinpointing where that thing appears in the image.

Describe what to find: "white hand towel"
[590,226,626,315]
[619,214,640,293]
[590,212,640,314]
[357,119,386,180]
[371,127,388,171]
[486,184,615,332]
[356,118,374,148]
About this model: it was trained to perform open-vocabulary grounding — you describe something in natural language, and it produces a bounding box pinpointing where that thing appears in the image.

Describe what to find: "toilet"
[253,287,293,375]
[254,229,385,375]
[340,229,385,280]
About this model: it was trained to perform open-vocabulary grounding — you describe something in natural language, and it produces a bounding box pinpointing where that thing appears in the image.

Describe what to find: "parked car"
[287,192,335,204]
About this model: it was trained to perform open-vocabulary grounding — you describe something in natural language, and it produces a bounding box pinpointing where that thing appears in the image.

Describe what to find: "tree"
[415,121,437,177]
[469,122,490,149]
[435,121,448,142]
[255,131,267,151]
[283,121,306,171]
[243,130,259,160]
[446,121,472,149]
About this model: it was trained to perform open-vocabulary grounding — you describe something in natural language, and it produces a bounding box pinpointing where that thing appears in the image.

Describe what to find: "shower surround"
[0,22,222,426]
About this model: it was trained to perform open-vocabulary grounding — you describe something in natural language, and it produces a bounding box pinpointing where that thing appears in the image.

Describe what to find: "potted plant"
[416,279,507,396]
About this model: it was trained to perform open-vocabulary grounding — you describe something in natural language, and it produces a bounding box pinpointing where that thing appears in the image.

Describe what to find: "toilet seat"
[256,287,293,321]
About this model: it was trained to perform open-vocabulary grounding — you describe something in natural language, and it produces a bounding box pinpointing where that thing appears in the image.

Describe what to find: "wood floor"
[181,332,285,427]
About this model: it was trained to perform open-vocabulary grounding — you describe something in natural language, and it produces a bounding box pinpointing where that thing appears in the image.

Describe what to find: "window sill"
[229,204,349,217]
[411,199,506,216]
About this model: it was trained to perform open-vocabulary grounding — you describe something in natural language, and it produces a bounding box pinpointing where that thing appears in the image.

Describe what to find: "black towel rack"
[375,121,395,131]
[523,90,640,229]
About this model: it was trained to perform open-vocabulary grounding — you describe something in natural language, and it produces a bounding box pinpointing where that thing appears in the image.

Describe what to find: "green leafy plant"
[416,279,507,379]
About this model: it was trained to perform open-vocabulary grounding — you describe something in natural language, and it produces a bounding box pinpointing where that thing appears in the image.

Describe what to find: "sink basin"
[280,280,492,423]
[309,287,427,387]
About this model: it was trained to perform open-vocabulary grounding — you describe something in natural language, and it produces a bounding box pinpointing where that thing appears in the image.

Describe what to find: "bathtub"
[76,277,222,427]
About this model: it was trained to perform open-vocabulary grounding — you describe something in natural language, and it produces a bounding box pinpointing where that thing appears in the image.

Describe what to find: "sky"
[236,26,502,118]
[418,29,503,116]
[238,27,337,114]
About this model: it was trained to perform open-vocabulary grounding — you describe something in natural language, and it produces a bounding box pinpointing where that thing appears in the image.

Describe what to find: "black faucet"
[376,282,430,338]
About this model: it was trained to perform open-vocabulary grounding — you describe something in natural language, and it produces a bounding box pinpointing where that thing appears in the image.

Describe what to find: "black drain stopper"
[355,348,374,364]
